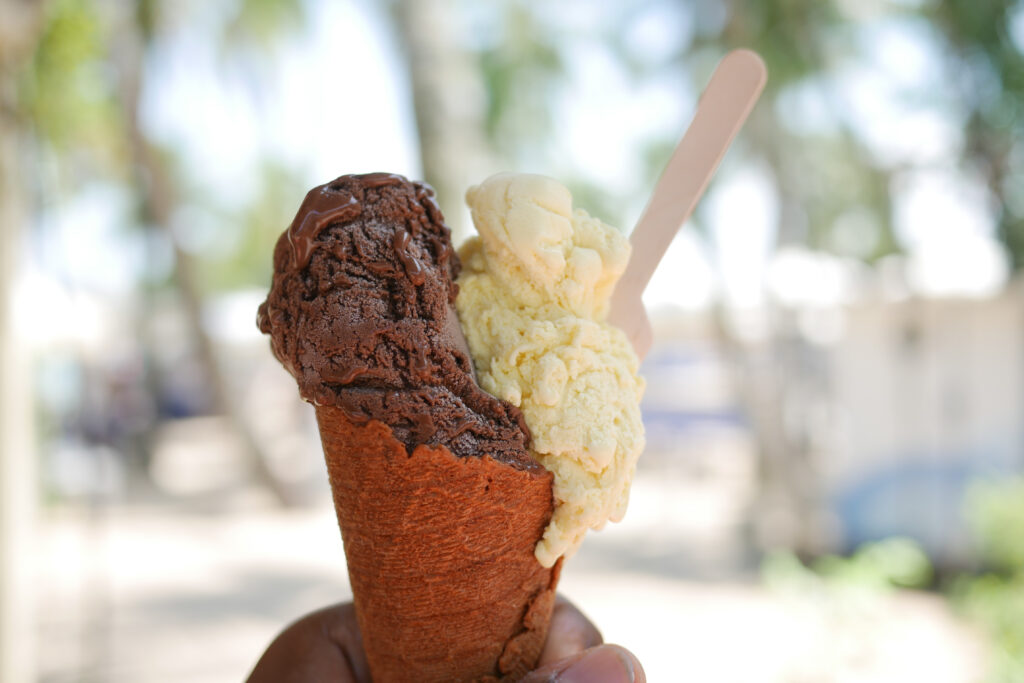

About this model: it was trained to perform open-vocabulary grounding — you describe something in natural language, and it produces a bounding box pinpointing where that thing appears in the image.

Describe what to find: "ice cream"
[257,172,560,682]
[256,172,532,465]
[455,173,646,567]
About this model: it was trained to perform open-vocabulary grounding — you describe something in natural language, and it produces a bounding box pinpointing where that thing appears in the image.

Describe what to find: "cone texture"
[316,405,561,682]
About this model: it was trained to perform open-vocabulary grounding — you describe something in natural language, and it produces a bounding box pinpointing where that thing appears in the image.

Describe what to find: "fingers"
[322,603,371,682]
[521,644,646,683]
[538,595,604,665]
[246,603,368,683]
[248,597,644,683]
[530,596,644,683]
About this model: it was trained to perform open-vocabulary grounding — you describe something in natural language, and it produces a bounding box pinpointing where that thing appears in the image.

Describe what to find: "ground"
[33,468,986,682]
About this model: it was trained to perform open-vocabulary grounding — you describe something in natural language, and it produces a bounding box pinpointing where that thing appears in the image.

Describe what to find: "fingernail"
[557,645,637,683]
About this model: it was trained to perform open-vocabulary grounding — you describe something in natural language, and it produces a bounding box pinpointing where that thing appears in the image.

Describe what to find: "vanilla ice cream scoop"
[456,173,645,567]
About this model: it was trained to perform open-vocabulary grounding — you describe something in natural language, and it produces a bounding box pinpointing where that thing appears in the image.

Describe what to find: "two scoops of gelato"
[256,171,645,682]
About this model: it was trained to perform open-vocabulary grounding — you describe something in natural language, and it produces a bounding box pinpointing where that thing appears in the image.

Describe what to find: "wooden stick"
[609,49,767,359]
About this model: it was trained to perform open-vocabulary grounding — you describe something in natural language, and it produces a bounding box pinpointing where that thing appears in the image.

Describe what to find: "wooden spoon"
[609,49,767,359]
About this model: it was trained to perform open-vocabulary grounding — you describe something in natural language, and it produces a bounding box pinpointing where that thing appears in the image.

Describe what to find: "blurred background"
[2,0,1024,680]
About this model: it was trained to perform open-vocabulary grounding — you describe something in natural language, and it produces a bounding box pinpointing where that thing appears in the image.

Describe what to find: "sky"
[20,0,1014,352]
[143,0,420,204]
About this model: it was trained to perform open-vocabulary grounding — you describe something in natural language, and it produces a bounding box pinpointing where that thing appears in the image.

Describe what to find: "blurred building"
[731,284,1024,567]
[824,291,1024,564]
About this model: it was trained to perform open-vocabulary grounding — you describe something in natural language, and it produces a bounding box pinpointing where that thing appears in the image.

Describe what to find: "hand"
[521,596,645,683]
[247,596,645,682]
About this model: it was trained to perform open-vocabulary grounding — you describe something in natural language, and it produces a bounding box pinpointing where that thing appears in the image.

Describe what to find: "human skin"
[247,596,645,683]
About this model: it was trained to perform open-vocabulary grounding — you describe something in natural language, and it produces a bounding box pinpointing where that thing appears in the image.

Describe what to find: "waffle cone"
[316,405,561,682]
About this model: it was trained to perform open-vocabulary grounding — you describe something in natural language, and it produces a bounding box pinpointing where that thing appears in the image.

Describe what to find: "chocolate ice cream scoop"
[257,172,533,468]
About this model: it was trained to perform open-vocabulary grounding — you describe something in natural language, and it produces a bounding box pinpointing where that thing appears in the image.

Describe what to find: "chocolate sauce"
[428,234,453,269]
[360,172,405,189]
[286,182,361,269]
[321,364,372,385]
[393,229,426,286]
[415,184,444,228]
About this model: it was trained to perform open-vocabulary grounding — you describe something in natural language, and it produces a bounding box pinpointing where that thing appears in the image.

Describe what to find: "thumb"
[520,644,645,683]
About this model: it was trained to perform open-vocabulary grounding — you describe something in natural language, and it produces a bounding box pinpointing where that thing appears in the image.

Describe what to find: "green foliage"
[951,478,1024,681]
[563,178,627,231]
[953,572,1024,681]
[696,0,845,91]
[465,0,906,258]
[924,0,1024,270]
[761,538,934,656]
[196,161,306,292]
[466,0,1024,270]
[966,478,1024,572]
[763,486,1024,680]
[702,0,899,258]
[475,2,564,166]
[816,537,934,588]
[21,0,310,297]
[763,537,933,595]
[222,0,305,51]
[21,0,124,170]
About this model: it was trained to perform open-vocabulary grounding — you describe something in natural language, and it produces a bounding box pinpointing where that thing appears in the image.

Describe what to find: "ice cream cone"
[316,404,562,682]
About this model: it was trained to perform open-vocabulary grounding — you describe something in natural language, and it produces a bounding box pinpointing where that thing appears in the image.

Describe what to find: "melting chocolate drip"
[322,364,372,385]
[393,229,426,286]
[360,172,406,189]
[287,181,362,270]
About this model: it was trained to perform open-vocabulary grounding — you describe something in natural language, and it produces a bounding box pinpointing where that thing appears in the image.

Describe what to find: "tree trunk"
[112,7,293,505]
[391,0,494,244]
[0,3,44,680]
